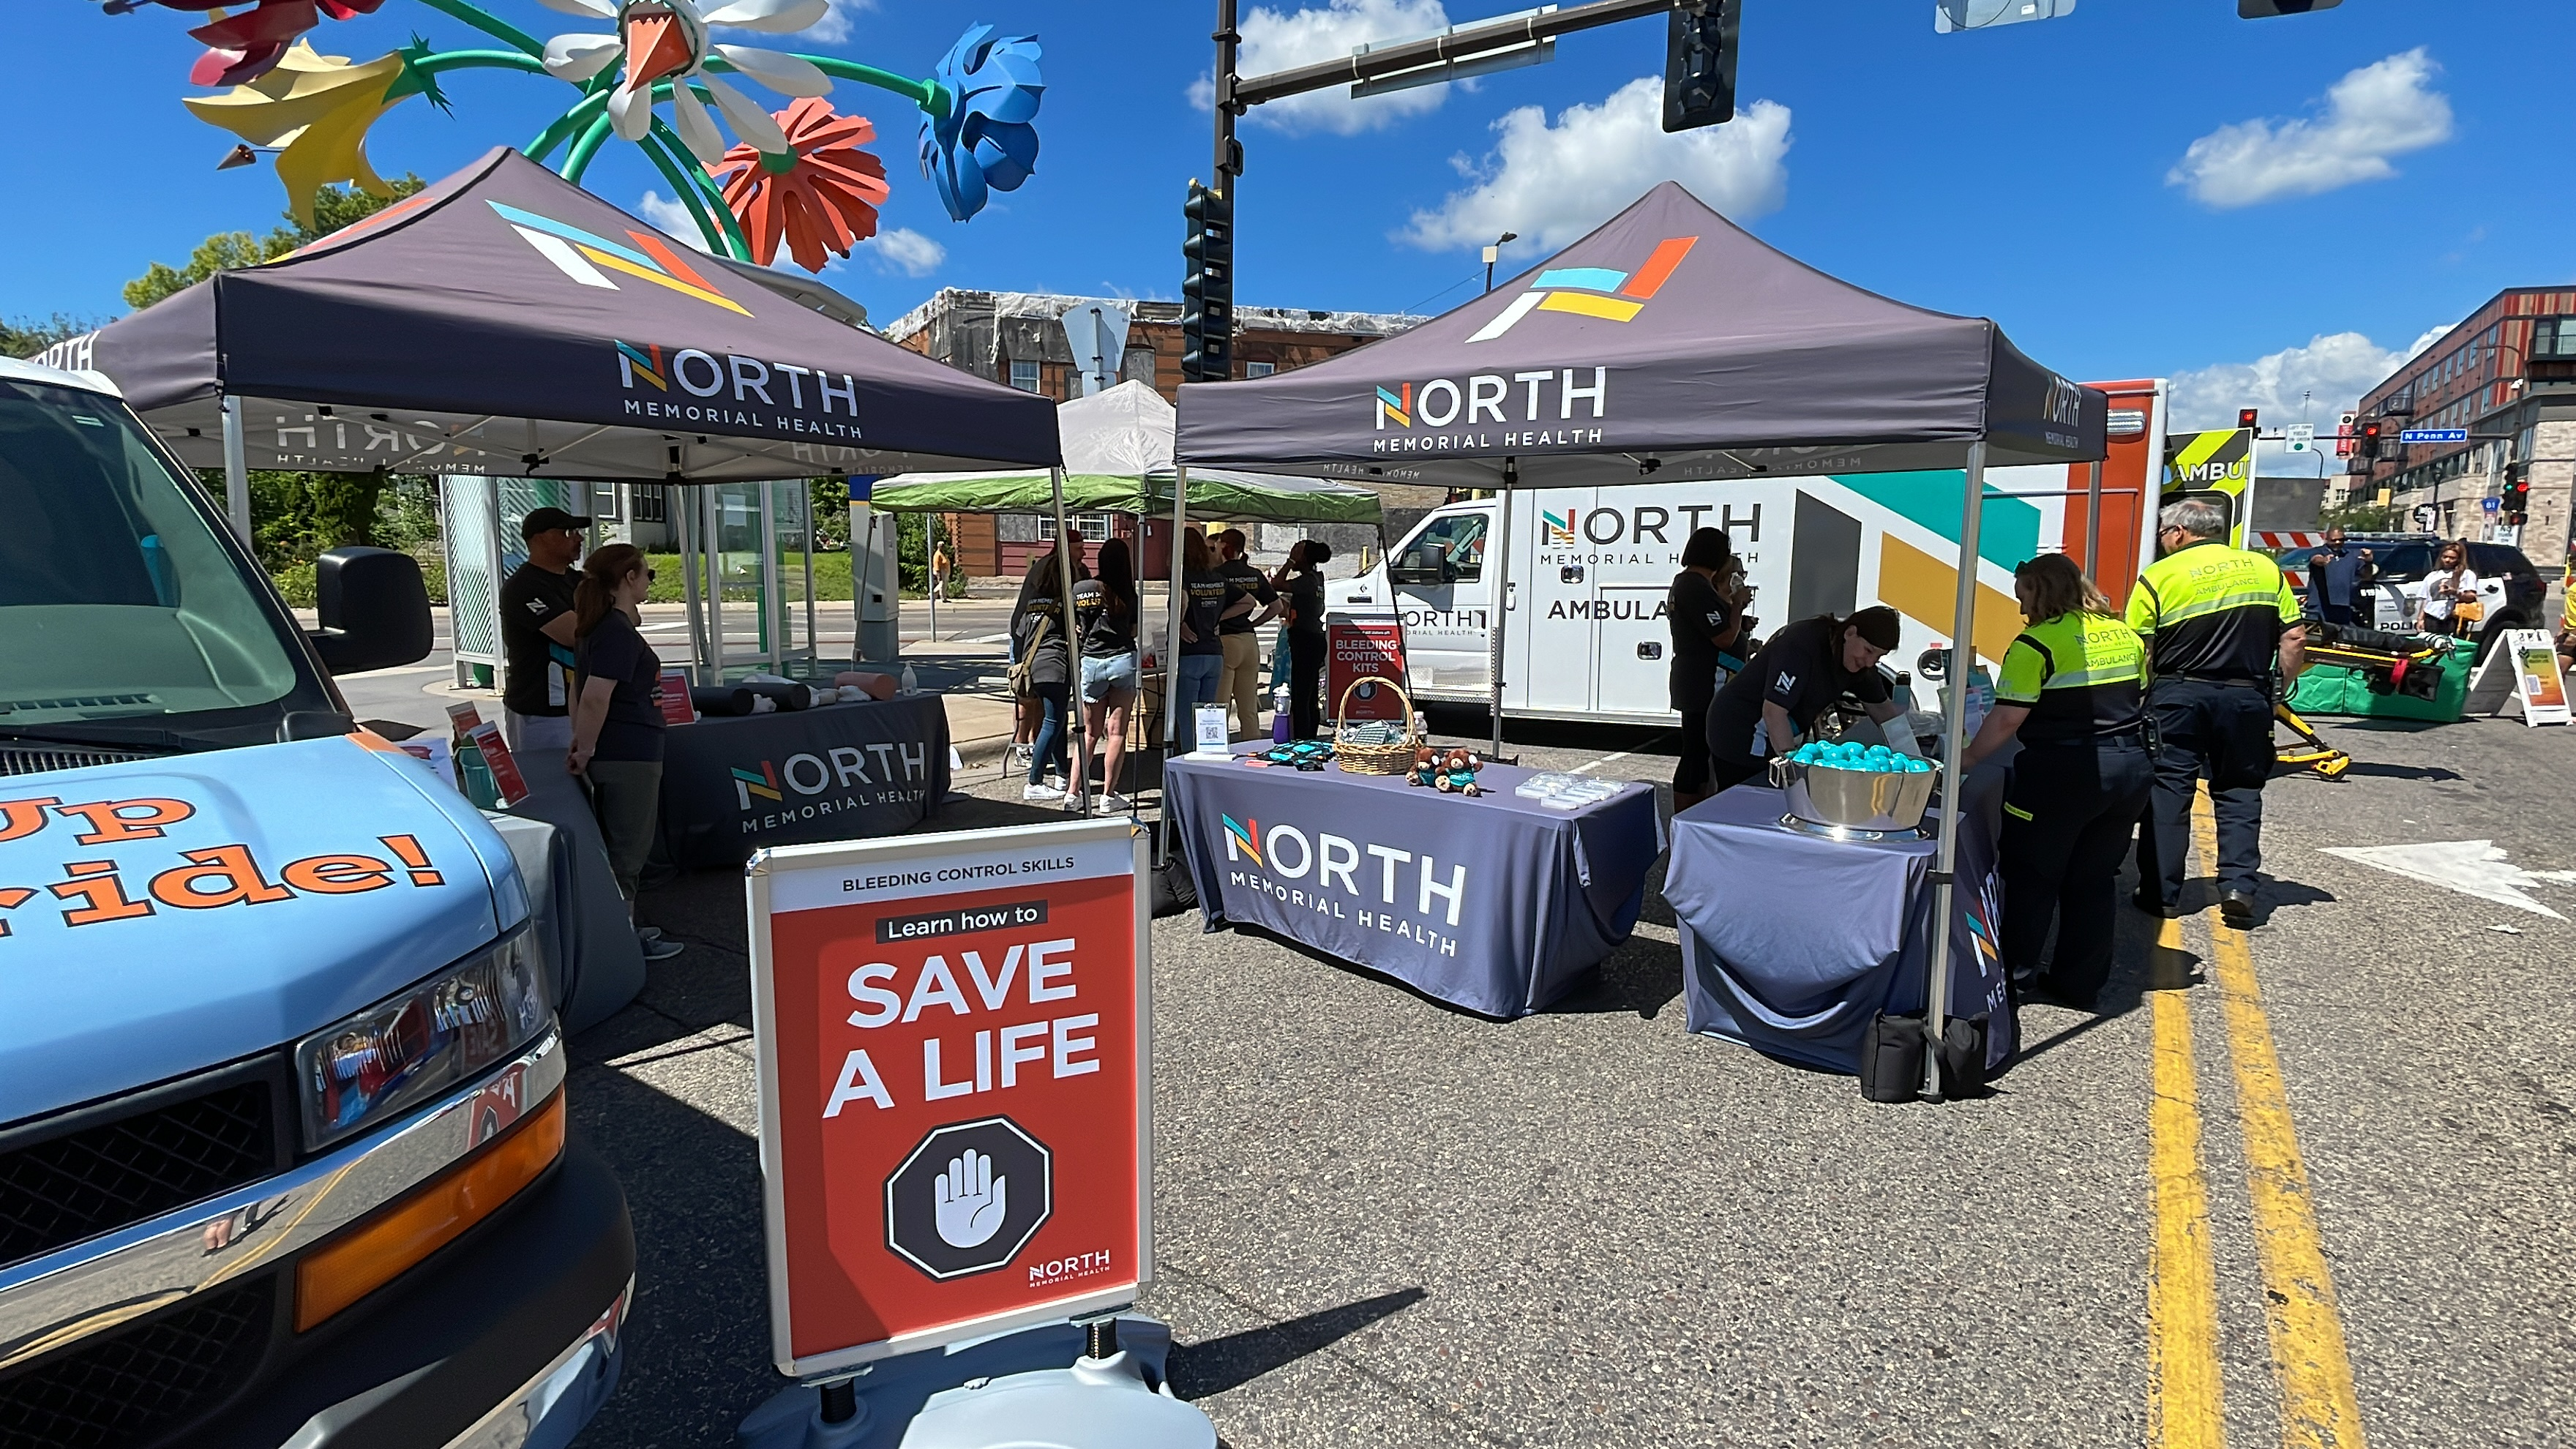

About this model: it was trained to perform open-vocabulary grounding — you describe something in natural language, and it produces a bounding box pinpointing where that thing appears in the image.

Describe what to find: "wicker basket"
[1333,675,1420,774]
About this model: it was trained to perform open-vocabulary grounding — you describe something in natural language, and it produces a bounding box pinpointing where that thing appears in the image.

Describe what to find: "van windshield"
[0,377,312,738]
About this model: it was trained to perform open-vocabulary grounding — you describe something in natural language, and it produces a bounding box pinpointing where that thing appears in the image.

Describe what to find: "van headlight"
[294,932,552,1151]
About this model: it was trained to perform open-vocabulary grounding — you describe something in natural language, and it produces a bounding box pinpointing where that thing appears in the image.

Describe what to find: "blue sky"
[8,0,2567,429]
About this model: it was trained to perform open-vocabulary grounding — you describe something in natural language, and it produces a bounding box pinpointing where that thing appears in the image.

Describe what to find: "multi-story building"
[883,290,1426,578]
[2351,286,2576,565]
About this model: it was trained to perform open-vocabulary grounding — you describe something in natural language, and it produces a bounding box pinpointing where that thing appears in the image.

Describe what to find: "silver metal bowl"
[1767,756,1942,833]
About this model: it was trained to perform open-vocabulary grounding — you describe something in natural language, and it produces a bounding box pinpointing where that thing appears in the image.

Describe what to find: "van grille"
[0,744,151,779]
[1,1084,280,1268]
[0,1277,272,1449]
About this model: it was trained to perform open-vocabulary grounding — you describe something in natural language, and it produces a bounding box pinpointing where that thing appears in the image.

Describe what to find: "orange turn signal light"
[296,1090,566,1332]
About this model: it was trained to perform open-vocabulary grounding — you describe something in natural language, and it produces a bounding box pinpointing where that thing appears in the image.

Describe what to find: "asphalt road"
[550,690,2576,1448]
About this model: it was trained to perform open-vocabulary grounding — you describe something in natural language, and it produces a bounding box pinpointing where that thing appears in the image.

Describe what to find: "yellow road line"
[2147,914,2226,1449]
[2192,793,2368,1449]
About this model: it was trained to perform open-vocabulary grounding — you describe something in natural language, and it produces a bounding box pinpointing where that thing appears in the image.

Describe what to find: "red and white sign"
[747,820,1150,1376]
[657,669,698,727]
[1325,613,1409,722]
[465,722,530,806]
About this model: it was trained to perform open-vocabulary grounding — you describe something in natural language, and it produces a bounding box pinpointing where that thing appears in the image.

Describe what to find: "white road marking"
[1571,731,1670,775]
[2318,839,2573,919]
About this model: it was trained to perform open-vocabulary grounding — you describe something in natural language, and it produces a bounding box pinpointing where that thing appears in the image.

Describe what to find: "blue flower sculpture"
[918,25,1044,222]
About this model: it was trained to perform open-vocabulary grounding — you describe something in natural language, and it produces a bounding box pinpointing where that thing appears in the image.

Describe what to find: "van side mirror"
[309,546,434,675]
[1388,547,1453,587]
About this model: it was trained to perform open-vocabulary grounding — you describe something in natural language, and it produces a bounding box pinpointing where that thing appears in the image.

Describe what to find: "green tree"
[1,312,103,360]
[124,176,427,311]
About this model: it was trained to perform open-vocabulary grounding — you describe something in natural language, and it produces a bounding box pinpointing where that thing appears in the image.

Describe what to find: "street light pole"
[1481,230,1518,293]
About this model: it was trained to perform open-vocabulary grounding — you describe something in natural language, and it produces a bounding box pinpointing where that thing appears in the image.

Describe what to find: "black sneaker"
[2219,891,2256,930]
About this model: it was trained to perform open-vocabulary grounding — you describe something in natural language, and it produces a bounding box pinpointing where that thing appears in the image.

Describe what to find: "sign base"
[734,1316,1211,1449]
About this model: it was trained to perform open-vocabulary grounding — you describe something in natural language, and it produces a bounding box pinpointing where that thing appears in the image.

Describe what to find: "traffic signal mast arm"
[1228,0,1681,108]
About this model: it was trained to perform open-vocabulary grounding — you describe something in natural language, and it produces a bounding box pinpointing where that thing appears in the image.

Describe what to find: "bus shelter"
[1176,181,2108,1096]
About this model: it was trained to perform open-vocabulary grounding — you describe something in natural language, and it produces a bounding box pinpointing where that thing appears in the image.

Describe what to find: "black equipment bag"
[1860,1013,1925,1104]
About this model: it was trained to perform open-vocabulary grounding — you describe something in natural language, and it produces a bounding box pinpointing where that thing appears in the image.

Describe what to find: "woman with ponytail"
[566,543,682,960]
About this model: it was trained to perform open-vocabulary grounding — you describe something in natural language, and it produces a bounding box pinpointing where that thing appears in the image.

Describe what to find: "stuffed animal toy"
[1432,748,1481,796]
[1406,746,1442,789]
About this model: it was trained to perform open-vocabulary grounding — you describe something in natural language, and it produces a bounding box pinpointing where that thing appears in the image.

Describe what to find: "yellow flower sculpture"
[184,41,408,228]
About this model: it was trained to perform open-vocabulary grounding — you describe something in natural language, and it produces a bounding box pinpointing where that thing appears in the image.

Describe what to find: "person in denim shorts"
[1072,538,1141,812]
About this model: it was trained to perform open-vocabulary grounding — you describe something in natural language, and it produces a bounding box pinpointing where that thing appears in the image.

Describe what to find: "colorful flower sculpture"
[183,41,408,227]
[534,0,831,164]
[115,0,1045,272]
[713,99,888,273]
[917,26,1042,224]
[116,0,391,86]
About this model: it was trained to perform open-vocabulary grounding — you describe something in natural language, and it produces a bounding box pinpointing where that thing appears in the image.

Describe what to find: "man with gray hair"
[2125,497,2307,929]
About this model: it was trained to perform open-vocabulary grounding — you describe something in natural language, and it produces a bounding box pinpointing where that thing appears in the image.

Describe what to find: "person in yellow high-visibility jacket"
[1960,555,2152,1008]
[2124,498,2307,930]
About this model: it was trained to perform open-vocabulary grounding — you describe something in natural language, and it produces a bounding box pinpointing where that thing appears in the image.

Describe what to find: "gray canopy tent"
[1177,181,2108,1099]
[61,146,1066,679]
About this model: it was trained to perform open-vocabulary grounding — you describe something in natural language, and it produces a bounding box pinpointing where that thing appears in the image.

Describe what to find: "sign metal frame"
[745,818,1154,1379]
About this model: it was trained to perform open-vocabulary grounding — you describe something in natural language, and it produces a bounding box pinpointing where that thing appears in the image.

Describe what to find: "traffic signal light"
[2504,473,2531,525]
[1181,181,1233,383]
[2239,0,2343,15]
[2238,408,2260,433]
[2356,419,2384,460]
[1663,0,1740,134]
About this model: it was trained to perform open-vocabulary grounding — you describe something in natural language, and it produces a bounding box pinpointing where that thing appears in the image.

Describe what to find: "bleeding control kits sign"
[746,818,1150,1376]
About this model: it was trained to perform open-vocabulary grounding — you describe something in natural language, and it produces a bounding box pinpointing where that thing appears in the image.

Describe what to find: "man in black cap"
[498,506,590,753]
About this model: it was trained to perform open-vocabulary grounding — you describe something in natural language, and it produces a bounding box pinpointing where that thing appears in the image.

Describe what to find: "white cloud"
[637,190,713,253]
[2168,325,2452,454]
[867,227,945,277]
[1187,0,1458,136]
[721,0,873,45]
[2168,48,2452,209]
[1401,79,1790,253]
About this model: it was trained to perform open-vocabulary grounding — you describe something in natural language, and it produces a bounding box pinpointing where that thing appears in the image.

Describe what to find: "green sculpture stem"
[411,49,547,78]
[562,113,617,184]
[654,109,754,259]
[787,55,948,117]
[412,0,546,59]
[634,130,734,258]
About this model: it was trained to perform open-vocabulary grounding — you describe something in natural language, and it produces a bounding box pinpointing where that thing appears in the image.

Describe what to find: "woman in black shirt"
[1272,539,1332,738]
[568,544,680,959]
[1702,606,1906,796]
[1666,527,1749,810]
[1073,538,1141,812]
[1013,552,1077,802]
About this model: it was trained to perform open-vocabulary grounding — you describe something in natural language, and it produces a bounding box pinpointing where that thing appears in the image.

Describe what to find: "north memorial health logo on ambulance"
[1218,815,1469,956]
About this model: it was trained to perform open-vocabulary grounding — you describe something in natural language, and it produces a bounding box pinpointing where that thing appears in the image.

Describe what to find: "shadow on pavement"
[568,1063,776,1449]
[1168,1287,1429,1401]
[2339,761,2465,782]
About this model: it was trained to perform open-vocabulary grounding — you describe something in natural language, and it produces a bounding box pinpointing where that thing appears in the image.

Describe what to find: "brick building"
[882,290,1425,579]
[2351,286,2576,566]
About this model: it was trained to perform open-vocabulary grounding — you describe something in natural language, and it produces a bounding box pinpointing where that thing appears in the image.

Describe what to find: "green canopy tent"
[869,379,1384,524]
[870,379,1385,818]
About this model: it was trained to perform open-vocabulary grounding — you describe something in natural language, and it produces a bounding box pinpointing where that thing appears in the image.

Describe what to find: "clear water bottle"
[900,662,919,695]
[1273,683,1292,743]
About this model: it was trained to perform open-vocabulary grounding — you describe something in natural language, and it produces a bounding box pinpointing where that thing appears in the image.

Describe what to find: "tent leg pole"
[1159,470,1190,864]
[706,487,727,678]
[1487,459,1516,760]
[681,488,707,678]
[2083,460,2104,574]
[1051,467,1088,815]
[220,396,252,544]
[1925,440,1987,1103]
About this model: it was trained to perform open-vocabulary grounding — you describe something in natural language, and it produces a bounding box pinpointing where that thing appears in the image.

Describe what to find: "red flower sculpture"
[714,98,890,275]
[141,0,388,87]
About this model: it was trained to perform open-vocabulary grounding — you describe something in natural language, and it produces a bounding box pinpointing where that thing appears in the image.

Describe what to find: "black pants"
[2002,738,2154,1003]
[1674,705,1713,793]
[2133,678,2273,906]
[1288,629,1326,739]
[2317,602,2357,628]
